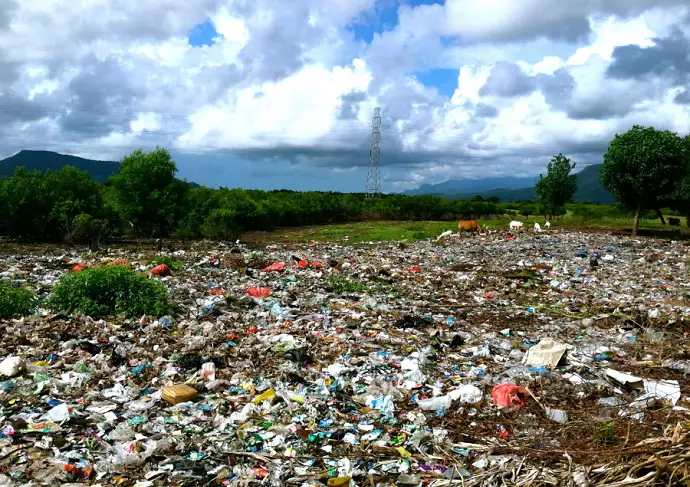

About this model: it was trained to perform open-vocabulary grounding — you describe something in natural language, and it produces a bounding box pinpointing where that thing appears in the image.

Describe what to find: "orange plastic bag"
[491,383,529,408]
[72,263,88,272]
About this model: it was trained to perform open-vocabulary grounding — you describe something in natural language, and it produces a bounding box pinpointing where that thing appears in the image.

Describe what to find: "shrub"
[47,266,170,317]
[0,280,37,318]
[66,213,110,247]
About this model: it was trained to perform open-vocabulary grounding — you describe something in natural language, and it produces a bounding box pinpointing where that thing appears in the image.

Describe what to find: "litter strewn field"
[1,229,690,486]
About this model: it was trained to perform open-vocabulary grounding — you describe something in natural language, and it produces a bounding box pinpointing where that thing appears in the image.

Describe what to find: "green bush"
[0,280,37,318]
[47,266,171,317]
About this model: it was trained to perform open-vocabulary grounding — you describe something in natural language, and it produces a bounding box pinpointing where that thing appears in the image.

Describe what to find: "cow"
[509,220,523,231]
[458,220,481,234]
[544,221,551,229]
[669,217,681,227]
[534,222,542,232]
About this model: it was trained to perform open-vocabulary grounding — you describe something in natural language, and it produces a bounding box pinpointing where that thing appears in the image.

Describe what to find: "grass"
[47,265,171,318]
[0,280,37,318]
[241,213,690,245]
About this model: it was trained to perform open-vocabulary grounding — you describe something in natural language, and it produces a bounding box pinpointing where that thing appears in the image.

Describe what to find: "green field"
[242,212,690,245]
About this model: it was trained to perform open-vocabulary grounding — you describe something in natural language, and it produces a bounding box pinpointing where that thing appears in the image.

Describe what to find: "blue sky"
[177,0,457,191]
[8,0,685,194]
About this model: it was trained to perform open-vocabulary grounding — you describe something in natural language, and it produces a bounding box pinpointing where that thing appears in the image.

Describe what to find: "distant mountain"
[0,150,200,188]
[408,164,615,204]
[0,150,120,182]
[404,175,540,196]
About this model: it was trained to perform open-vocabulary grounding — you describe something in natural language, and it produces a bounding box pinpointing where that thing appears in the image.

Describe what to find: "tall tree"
[110,148,187,238]
[665,134,690,226]
[535,153,577,217]
[600,125,686,236]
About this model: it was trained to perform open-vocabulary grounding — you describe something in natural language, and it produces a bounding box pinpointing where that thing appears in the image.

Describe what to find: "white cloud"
[0,0,690,191]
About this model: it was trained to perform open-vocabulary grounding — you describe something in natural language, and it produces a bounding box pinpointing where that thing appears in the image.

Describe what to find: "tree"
[0,167,51,239]
[666,134,690,226]
[110,148,188,238]
[600,125,687,236]
[535,153,577,218]
[43,166,105,242]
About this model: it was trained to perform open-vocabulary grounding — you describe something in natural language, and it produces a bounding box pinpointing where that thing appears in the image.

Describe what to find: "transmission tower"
[366,107,381,196]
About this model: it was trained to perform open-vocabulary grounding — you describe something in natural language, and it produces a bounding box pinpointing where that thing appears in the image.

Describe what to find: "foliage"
[0,280,37,318]
[600,125,687,235]
[665,135,690,224]
[0,165,105,242]
[519,205,536,218]
[47,266,170,317]
[109,147,187,238]
[535,153,577,215]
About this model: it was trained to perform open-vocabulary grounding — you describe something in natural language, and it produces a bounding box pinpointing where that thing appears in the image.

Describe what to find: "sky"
[1,0,689,192]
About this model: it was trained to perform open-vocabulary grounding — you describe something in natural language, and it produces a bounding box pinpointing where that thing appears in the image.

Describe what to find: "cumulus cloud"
[0,0,690,191]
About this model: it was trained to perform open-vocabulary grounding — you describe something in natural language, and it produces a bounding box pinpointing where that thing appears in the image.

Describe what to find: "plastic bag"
[151,264,171,276]
[247,287,271,298]
[491,383,529,408]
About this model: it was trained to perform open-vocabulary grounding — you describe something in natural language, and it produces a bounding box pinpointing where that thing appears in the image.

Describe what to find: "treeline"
[0,148,503,244]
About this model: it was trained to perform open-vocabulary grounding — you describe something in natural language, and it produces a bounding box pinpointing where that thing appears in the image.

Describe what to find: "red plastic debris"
[483,291,494,299]
[64,463,94,478]
[71,263,88,272]
[253,467,269,479]
[491,383,529,408]
[408,266,421,273]
[247,287,271,298]
[262,262,285,272]
[210,288,225,295]
[151,264,171,276]
[310,261,324,269]
[246,326,260,334]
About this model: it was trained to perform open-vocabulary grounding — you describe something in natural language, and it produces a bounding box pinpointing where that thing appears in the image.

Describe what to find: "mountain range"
[404,164,615,204]
[2,150,614,203]
[0,150,120,182]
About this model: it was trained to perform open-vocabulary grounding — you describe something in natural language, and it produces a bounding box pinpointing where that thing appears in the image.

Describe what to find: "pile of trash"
[1,230,689,486]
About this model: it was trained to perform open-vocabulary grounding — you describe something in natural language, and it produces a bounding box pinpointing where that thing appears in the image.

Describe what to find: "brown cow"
[669,217,681,226]
[458,220,481,234]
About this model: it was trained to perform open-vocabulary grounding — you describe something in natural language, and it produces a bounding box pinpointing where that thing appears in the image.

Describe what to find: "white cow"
[509,220,523,231]
[534,222,542,232]
[544,221,551,229]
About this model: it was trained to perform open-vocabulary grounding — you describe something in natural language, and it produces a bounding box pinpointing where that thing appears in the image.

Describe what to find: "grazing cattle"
[458,220,481,234]
[544,221,551,229]
[509,220,523,231]
[534,222,542,232]
[669,217,681,226]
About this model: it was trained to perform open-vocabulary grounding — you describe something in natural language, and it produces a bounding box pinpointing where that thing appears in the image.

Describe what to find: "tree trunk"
[656,209,666,225]
[633,205,641,237]
[686,214,690,227]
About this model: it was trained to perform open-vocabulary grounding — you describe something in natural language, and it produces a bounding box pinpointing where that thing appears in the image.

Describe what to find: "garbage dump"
[0,230,689,486]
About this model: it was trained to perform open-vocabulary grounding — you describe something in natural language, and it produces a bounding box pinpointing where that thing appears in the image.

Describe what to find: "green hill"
[448,164,614,204]
[0,150,120,182]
